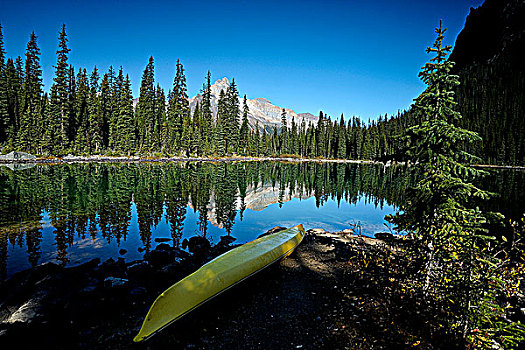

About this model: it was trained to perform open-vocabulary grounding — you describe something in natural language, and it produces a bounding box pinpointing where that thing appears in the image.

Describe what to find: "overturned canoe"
[133,224,305,342]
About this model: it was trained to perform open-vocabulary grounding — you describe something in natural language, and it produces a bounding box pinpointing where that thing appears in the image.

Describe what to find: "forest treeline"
[0,24,416,161]
[0,161,412,279]
[2,159,523,280]
[0,24,522,164]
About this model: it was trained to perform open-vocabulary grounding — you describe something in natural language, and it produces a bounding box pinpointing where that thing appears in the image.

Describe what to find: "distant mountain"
[189,77,318,131]
[133,77,318,132]
[190,182,305,229]
[449,0,525,164]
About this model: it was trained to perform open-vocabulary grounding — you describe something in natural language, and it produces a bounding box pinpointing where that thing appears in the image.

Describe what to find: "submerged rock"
[218,235,236,246]
[258,226,287,239]
[104,277,128,288]
[130,287,147,297]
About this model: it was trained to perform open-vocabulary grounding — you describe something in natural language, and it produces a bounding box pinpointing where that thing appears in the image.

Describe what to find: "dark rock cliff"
[450,0,525,165]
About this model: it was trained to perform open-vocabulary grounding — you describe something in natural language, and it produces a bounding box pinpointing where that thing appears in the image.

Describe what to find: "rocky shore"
[0,152,383,165]
[1,227,523,349]
[0,227,400,349]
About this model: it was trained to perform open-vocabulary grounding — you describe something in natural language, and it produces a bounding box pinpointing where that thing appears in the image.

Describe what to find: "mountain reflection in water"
[0,161,522,279]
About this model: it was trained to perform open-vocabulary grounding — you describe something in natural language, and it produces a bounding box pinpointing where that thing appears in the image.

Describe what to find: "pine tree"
[215,89,227,156]
[167,59,189,154]
[0,23,8,145]
[107,67,123,150]
[280,108,287,155]
[290,116,298,155]
[88,66,102,153]
[388,21,524,346]
[104,65,120,149]
[226,78,240,154]
[260,125,267,156]
[200,71,212,155]
[118,74,135,154]
[192,102,202,155]
[74,68,89,152]
[249,121,260,156]
[315,111,325,157]
[136,56,155,154]
[239,94,249,155]
[181,101,193,156]
[4,58,22,147]
[337,114,347,158]
[18,32,43,153]
[67,65,77,143]
[50,24,71,153]
[153,83,165,152]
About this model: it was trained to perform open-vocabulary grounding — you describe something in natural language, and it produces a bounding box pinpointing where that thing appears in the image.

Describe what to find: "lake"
[0,161,523,279]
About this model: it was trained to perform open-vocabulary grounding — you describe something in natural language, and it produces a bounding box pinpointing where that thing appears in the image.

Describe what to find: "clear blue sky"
[1,0,484,120]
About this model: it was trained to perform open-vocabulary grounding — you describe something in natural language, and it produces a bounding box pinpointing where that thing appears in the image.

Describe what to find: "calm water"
[0,161,523,279]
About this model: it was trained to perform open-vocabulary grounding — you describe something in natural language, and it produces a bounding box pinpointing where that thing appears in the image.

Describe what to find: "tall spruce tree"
[215,89,227,156]
[337,114,346,158]
[74,68,89,152]
[226,78,240,154]
[200,71,212,155]
[50,24,71,153]
[192,102,202,155]
[4,58,22,147]
[167,59,189,154]
[154,84,165,152]
[18,32,43,153]
[239,94,249,155]
[388,21,524,347]
[118,74,135,154]
[0,24,8,145]
[136,56,155,154]
[290,116,298,155]
[88,66,102,153]
[280,108,287,154]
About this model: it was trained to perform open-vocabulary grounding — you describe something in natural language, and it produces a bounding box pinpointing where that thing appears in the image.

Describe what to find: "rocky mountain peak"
[210,77,231,97]
[449,0,525,70]
[190,78,317,131]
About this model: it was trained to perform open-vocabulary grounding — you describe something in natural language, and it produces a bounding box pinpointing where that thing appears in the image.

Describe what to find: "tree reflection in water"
[1,161,521,279]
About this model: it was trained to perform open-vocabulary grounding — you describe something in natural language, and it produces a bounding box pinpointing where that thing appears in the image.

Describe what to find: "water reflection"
[1,161,521,279]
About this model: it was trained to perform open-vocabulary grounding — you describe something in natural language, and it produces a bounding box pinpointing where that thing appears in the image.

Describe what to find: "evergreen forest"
[0,23,522,164]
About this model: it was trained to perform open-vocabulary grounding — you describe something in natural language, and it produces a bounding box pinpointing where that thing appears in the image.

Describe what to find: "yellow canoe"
[133,224,305,342]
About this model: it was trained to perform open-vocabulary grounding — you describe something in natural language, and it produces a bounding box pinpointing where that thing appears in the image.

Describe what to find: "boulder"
[307,228,327,235]
[144,243,186,267]
[182,236,211,255]
[374,232,394,240]
[127,261,150,278]
[6,297,43,323]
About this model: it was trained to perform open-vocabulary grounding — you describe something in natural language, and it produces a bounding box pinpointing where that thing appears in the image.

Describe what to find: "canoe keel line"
[133,224,306,342]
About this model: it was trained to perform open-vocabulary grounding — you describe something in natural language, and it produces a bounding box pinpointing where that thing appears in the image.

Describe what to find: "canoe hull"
[134,224,305,342]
